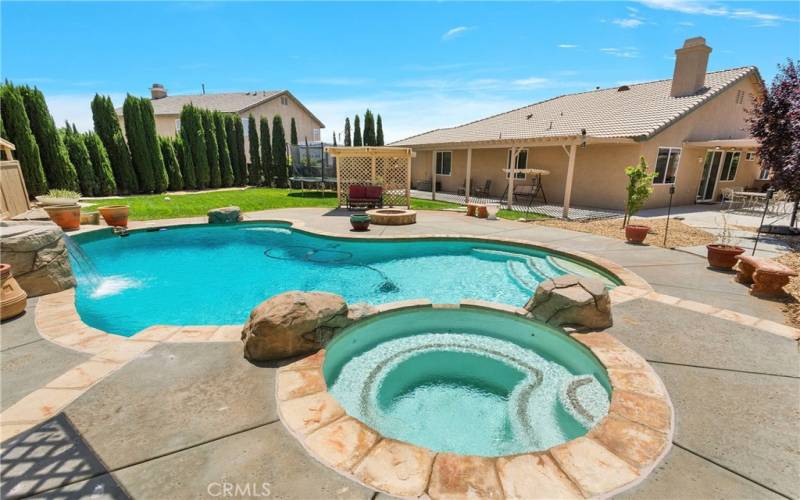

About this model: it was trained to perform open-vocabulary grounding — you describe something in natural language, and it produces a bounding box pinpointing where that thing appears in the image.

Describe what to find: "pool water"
[324,307,611,456]
[70,223,619,336]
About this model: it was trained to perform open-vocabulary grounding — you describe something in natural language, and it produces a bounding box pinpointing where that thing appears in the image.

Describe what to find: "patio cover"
[326,147,414,208]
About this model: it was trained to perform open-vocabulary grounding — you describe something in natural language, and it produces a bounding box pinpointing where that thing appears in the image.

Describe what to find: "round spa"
[323,306,611,457]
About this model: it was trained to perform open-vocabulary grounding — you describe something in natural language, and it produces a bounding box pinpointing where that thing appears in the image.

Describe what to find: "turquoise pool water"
[324,307,611,456]
[70,223,619,336]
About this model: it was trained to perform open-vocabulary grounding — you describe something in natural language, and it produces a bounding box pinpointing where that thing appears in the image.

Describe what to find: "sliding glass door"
[697,150,723,202]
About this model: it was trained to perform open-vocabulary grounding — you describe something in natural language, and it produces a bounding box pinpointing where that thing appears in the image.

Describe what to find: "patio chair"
[721,188,741,210]
[472,179,492,198]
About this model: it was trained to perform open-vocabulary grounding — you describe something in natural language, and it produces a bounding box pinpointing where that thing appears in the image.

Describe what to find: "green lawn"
[81,188,466,221]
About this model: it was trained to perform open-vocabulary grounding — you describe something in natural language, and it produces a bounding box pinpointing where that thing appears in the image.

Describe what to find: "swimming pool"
[70,222,620,336]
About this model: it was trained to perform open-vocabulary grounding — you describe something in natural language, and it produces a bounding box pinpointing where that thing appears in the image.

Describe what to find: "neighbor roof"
[391,67,761,147]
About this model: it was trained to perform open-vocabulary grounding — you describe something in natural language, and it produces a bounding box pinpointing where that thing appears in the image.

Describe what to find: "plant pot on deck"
[99,205,130,228]
[625,224,650,244]
[43,204,81,231]
[706,244,745,269]
[1,263,27,320]
[350,214,371,231]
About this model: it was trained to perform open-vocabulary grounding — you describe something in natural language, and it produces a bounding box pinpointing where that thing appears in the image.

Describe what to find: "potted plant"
[350,213,371,231]
[39,189,81,231]
[36,189,80,207]
[706,213,745,269]
[622,157,657,244]
[98,205,130,228]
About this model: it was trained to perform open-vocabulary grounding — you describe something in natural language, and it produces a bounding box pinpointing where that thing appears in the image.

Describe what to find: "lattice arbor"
[327,147,413,207]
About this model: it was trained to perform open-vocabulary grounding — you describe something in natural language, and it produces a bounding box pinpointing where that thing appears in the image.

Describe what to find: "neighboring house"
[117,85,325,161]
[391,37,768,216]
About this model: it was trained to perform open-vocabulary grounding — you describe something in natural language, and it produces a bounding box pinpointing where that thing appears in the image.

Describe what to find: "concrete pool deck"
[1,208,798,499]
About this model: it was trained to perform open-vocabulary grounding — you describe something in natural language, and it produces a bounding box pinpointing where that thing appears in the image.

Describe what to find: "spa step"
[471,248,530,261]
[526,257,561,280]
[546,256,616,287]
[506,261,541,294]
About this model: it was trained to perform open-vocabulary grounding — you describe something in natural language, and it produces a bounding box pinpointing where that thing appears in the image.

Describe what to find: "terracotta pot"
[625,224,650,243]
[1,263,28,320]
[350,214,370,231]
[706,244,745,269]
[99,205,130,228]
[44,204,81,231]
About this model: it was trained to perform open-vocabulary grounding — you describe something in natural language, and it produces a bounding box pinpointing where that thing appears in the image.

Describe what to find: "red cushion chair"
[349,184,366,199]
[365,185,383,199]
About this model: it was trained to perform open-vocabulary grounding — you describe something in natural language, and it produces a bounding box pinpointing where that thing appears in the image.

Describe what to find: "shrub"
[376,114,384,146]
[234,117,247,186]
[259,117,272,187]
[344,117,351,147]
[353,115,362,146]
[159,137,184,191]
[91,94,137,193]
[623,156,657,226]
[180,104,208,189]
[214,112,234,187]
[62,124,97,196]
[290,117,298,145]
[123,94,156,192]
[224,115,241,185]
[83,131,117,196]
[363,109,376,146]
[247,114,261,185]
[272,115,288,187]
[138,98,168,192]
[0,83,47,196]
[202,110,221,188]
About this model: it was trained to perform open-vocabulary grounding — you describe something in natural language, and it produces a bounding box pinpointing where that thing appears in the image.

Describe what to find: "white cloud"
[557,44,579,48]
[441,26,471,41]
[511,77,552,89]
[295,77,374,86]
[638,0,794,25]
[600,47,640,58]
[612,18,644,28]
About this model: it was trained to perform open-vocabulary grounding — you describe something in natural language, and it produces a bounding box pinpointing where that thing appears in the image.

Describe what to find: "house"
[391,37,768,217]
[117,85,325,161]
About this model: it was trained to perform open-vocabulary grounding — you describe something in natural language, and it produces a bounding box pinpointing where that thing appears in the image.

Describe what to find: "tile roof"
[391,67,759,147]
[115,91,282,115]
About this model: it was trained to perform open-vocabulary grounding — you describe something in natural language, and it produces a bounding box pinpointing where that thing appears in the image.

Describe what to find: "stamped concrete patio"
[1,209,797,499]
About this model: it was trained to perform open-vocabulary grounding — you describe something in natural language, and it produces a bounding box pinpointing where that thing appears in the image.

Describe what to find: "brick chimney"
[150,83,167,100]
[670,37,712,97]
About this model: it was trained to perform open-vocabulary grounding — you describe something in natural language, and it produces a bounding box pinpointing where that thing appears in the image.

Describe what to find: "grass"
[81,188,467,221]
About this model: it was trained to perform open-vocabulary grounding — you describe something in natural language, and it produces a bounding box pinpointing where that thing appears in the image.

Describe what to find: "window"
[280,96,289,106]
[735,90,745,105]
[506,149,528,179]
[719,151,740,181]
[435,151,452,176]
[241,117,248,136]
[745,152,756,161]
[313,128,321,142]
[175,119,181,133]
[759,167,771,181]
[653,147,681,184]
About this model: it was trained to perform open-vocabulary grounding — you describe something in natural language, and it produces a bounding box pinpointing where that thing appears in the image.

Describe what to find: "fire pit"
[366,209,417,225]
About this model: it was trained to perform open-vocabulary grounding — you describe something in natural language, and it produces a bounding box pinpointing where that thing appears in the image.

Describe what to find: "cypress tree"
[20,85,79,191]
[333,131,337,146]
[138,97,168,192]
[272,115,288,187]
[175,135,195,189]
[259,117,272,187]
[123,95,155,192]
[224,115,241,185]
[159,137,183,191]
[247,114,261,185]
[91,94,137,193]
[353,115,362,146]
[62,123,97,196]
[363,109,376,146]
[234,117,247,186]
[376,114,384,146]
[290,117,298,145]
[202,111,221,188]
[179,104,208,189]
[344,118,351,147]
[214,112,234,187]
[0,83,47,196]
[83,131,117,196]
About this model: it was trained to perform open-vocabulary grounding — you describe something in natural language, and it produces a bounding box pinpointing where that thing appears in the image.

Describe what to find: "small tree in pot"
[706,213,744,269]
[623,157,657,243]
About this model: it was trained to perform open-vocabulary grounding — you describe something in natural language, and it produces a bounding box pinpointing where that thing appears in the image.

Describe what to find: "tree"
[247,114,261,185]
[333,131,337,146]
[376,114,384,146]
[214,112,234,187]
[159,137,183,191]
[344,118,352,147]
[363,109,376,146]
[83,131,117,196]
[138,97,168,192]
[748,59,800,226]
[62,123,97,196]
[259,117,273,186]
[224,115,241,185]
[272,115,288,187]
[91,94,137,193]
[353,115,362,146]
[234,117,248,186]
[202,110,221,188]
[20,85,79,190]
[0,83,47,196]
[290,117,298,145]
[180,104,208,189]
[175,135,195,189]
[123,95,156,192]
[622,156,657,227]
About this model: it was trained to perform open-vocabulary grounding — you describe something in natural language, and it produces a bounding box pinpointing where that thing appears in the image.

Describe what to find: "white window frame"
[653,147,681,185]
[175,119,181,133]
[506,149,528,179]
[758,167,771,181]
[280,96,289,106]
[435,151,452,176]
[313,128,321,142]
[745,152,756,161]
[241,117,249,136]
[719,151,741,182]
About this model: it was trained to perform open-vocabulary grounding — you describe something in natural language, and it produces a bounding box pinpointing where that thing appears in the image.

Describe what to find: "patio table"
[734,191,766,212]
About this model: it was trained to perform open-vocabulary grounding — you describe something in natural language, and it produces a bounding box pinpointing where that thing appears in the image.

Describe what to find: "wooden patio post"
[507,146,517,207]
[562,143,577,219]
[465,148,472,204]
[406,156,412,208]
[431,150,437,201]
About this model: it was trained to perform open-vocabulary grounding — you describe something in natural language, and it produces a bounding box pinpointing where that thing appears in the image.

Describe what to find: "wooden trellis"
[326,147,414,208]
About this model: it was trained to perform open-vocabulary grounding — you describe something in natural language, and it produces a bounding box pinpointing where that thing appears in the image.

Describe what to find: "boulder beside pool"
[525,275,612,329]
[242,291,354,361]
[0,221,76,297]
[207,206,242,224]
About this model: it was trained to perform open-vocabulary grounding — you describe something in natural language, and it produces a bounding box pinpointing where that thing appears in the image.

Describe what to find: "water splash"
[64,235,102,290]
[89,276,143,298]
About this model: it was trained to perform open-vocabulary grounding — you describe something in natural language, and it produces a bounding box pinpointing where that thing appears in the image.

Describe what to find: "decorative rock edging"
[275,301,676,499]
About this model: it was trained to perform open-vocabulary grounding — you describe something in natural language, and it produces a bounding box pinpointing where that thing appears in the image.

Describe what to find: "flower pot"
[350,214,371,231]
[99,205,129,228]
[706,244,745,269]
[625,224,650,244]
[36,195,80,206]
[486,203,500,220]
[1,263,28,320]
[44,204,81,231]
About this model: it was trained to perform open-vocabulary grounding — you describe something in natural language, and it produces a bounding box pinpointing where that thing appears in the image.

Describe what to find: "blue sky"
[3,1,798,142]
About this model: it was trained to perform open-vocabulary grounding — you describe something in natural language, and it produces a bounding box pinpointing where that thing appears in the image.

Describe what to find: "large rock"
[242,291,351,361]
[525,275,612,329]
[0,221,76,297]
[208,206,242,224]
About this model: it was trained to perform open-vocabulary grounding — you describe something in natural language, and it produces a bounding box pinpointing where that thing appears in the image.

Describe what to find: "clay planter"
[350,214,370,231]
[1,264,28,320]
[706,244,745,269]
[43,204,81,231]
[625,224,650,244]
[99,205,130,228]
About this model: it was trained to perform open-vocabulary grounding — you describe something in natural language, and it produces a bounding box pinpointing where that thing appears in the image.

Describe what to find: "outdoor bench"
[735,255,797,297]
[347,185,383,210]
